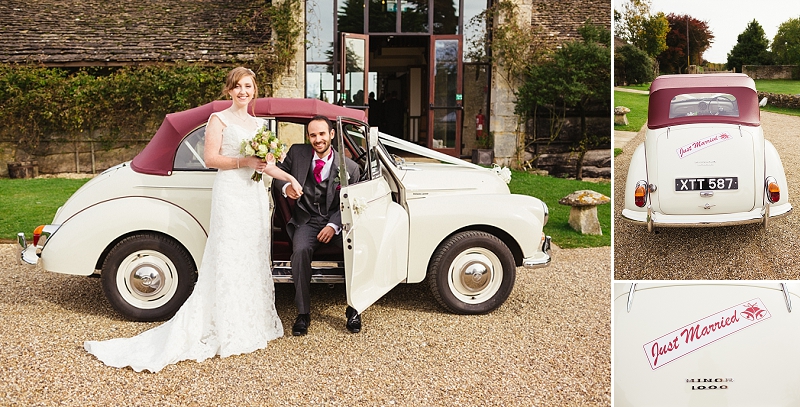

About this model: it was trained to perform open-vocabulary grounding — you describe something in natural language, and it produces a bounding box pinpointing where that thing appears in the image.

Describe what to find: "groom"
[274,115,362,336]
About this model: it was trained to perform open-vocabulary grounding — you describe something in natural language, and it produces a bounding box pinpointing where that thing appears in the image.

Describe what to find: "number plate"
[675,177,738,191]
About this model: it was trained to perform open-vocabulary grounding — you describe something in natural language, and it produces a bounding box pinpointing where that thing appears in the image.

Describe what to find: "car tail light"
[766,177,780,203]
[634,180,648,207]
[33,225,44,246]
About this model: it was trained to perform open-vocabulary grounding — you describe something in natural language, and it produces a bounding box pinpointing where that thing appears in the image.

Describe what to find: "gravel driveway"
[614,111,800,279]
[0,244,610,406]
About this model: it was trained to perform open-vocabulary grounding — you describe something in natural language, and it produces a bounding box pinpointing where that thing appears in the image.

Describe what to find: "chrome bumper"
[522,235,552,269]
[17,233,40,265]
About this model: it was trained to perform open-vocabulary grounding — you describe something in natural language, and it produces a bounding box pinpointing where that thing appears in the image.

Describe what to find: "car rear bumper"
[522,235,552,269]
[621,203,792,227]
[17,224,60,266]
[17,233,40,265]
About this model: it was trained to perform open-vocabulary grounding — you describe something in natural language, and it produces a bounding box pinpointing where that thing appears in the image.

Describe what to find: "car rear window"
[669,93,739,119]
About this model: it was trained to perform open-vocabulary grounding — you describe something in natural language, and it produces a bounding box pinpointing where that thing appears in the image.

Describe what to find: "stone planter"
[471,149,494,165]
[7,161,39,179]
[558,190,611,235]
[614,106,630,125]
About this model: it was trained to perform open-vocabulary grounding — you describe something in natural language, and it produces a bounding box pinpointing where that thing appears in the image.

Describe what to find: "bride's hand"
[264,154,276,165]
[290,180,303,197]
[251,158,268,173]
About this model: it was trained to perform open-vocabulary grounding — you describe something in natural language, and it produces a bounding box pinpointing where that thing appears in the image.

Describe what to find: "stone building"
[0,0,610,175]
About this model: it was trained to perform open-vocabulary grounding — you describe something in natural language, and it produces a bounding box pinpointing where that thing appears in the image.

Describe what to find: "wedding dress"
[84,111,283,372]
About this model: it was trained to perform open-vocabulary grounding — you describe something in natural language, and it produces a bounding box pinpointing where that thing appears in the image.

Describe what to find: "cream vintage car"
[621,73,791,230]
[614,282,800,406]
[18,98,551,321]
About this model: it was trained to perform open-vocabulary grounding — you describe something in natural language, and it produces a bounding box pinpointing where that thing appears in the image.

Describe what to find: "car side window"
[174,126,212,171]
[669,93,739,119]
[341,122,380,183]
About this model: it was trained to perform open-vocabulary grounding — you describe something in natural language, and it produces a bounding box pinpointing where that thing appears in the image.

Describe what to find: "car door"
[338,122,409,313]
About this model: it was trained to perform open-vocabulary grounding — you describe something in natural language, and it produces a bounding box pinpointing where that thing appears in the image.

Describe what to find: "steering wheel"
[353,150,368,163]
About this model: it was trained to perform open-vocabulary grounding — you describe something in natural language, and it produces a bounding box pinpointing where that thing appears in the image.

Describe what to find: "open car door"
[337,120,409,313]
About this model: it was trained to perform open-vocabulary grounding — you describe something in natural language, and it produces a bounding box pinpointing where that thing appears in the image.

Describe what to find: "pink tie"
[313,158,325,183]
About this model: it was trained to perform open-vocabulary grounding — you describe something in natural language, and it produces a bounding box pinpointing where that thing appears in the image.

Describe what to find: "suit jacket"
[274,144,361,232]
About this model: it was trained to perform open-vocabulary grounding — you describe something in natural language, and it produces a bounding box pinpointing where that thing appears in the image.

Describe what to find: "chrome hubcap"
[116,250,178,309]
[448,247,502,304]
[460,261,491,293]
[130,263,164,297]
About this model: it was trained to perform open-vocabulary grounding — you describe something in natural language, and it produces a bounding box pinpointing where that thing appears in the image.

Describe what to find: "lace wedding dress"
[84,112,283,372]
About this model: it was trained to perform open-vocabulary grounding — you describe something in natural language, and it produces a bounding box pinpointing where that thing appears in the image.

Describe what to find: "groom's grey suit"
[274,144,361,314]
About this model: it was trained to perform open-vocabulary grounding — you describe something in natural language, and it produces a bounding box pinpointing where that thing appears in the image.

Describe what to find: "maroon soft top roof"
[131,98,367,176]
[647,73,760,129]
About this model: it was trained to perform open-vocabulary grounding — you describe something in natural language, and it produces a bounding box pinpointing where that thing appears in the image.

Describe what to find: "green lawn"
[0,178,91,242]
[508,170,610,248]
[613,90,649,132]
[754,79,800,95]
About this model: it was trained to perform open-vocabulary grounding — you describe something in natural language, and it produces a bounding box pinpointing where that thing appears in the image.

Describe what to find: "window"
[173,119,279,171]
[173,127,211,171]
[669,93,740,119]
[340,121,380,181]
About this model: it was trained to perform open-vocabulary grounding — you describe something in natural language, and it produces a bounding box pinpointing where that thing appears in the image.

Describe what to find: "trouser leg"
[291,220,323,314]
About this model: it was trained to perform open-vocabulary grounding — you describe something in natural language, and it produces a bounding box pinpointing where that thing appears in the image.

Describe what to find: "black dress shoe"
[292,314,310,336]
[345,306,361,333]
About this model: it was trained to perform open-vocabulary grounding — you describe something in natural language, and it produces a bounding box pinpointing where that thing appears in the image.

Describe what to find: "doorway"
[339,34,463,155]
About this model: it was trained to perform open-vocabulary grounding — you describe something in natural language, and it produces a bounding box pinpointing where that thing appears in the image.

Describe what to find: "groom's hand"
[317,226,335,243]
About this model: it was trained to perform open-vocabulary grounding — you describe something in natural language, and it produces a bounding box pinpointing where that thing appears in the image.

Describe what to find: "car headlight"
[542,201,549,226]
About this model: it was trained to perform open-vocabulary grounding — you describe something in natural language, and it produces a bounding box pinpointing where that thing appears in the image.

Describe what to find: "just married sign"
[643,299,771,370]
[676,132,732,159]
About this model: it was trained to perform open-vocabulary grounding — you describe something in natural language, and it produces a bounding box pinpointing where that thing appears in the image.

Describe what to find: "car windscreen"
[668,93,739,119]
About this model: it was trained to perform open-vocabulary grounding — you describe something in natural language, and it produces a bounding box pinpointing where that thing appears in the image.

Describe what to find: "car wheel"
[427,231,516,314]
[101,233,196,321]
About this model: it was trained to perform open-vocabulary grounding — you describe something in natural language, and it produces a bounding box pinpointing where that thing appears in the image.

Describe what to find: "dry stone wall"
[743,65,796,80]
[757,92,800,109]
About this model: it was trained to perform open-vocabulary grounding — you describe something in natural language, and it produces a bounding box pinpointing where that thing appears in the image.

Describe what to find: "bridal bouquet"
[240,126,287,181]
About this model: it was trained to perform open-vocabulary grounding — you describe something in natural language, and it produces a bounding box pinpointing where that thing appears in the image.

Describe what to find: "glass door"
[428,35,462,156]
[339,33,370,109]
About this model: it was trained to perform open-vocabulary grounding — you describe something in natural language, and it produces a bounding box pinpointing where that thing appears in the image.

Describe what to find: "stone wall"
[757,92,800,109]
[743,65,796,80]
[2,141,146,178]
[531,149,611,179]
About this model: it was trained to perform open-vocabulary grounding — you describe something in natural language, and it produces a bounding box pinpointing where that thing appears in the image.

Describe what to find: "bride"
[84,67,303,372]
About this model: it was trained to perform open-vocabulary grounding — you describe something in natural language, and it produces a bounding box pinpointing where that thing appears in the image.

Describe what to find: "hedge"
[0,64,231,150]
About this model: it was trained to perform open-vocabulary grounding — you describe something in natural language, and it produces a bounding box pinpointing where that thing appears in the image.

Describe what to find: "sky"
[627,0,800,64]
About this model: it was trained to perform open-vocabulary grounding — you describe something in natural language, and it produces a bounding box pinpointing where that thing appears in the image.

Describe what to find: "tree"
[616,0,651,45]
[615,0,669,58]
[517,22,611,180]
[637,12,670,58]
[726,20,773,73]
[615,44,655,85]
[657,13,714,74]
[773,17,800,65]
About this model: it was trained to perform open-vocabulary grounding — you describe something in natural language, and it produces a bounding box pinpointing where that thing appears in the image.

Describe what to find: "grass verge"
[614,91,649,132]
[0,178,92,242]
[508,170,610,249]
[754,79,800,95]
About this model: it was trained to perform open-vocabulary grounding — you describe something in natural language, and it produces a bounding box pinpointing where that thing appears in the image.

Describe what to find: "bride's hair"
[222,67,259,114]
